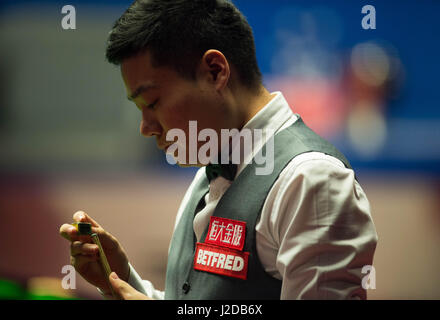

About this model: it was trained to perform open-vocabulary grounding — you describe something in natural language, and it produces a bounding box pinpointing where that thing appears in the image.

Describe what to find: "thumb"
[109,272,135,300]
[73,210,101,228]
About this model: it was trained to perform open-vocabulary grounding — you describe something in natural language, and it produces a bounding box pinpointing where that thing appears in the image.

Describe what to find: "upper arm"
[258,152,378,299]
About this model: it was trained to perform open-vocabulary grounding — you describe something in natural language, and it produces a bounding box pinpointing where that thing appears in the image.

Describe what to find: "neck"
[233,85,274,130]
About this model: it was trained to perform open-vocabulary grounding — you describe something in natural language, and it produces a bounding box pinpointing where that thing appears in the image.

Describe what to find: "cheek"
[160,93,200,128]
[160,88,225,134]
[162,114,188,135]
[161,101,192,132]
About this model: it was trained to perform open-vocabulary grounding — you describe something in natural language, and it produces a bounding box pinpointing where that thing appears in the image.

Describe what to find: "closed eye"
[147,99,159,110]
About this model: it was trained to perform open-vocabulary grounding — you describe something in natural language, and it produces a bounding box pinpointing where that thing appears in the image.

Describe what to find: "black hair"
[106,0,262,90]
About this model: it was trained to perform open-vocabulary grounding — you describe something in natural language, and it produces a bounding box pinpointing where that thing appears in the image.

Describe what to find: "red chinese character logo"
[206,217,246,251]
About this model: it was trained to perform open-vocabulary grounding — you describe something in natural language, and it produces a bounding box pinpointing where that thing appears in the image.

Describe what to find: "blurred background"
[0,0,439,299]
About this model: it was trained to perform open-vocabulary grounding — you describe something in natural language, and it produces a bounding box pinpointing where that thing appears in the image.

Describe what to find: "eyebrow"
[127,83,157,101]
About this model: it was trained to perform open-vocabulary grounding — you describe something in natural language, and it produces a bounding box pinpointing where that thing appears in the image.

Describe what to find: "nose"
[140,110,162,137]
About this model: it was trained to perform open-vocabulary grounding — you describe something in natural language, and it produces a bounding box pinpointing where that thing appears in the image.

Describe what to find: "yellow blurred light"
[347,102,387,158]
[351,42,390,87]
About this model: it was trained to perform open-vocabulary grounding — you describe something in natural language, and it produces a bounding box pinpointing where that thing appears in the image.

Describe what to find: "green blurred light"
[0,278,80,300]
[0,278,27,300]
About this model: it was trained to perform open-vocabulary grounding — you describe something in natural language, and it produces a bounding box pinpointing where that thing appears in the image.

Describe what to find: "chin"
[165,152,203,168]
[175,162,203,168]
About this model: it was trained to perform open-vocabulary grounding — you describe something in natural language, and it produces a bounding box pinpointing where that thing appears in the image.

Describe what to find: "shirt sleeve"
[96,263,164,300]
[126,263,165,300]
[258,153,378,299]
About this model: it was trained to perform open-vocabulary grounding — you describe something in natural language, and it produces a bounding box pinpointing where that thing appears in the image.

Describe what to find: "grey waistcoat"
[164,116,352,299]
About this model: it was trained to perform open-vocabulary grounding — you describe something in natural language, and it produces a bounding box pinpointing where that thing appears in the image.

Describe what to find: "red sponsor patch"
[193,242,249,280]
[205,216,246,251]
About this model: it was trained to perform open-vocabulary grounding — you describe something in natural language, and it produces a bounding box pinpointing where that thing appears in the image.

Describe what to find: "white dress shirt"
[126,92,378,300]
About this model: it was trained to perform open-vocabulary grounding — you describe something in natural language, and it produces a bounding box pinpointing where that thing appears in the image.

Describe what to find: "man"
[59,0,378,299]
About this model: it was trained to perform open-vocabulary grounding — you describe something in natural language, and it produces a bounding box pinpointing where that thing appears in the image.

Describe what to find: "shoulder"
[259,151,364,243]
[276,151,356,196]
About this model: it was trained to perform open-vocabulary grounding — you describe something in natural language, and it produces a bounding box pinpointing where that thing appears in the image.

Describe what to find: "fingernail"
[111,272,118,280]
[76,210,85,220]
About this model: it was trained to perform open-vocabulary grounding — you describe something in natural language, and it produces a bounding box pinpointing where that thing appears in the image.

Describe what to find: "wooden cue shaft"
[91,233,119,299]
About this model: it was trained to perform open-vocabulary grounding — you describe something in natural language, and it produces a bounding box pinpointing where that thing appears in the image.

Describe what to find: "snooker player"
[59,0,378,299]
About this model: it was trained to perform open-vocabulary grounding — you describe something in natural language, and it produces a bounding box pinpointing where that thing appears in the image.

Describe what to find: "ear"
[197,50,230,91]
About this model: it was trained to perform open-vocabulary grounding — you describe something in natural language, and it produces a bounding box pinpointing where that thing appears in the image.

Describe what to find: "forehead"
[120,51,157,91]
[121,51,183,96]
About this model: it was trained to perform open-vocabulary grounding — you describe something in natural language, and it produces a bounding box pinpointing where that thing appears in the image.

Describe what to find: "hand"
[59,211,130,295]
[108,272,152,300]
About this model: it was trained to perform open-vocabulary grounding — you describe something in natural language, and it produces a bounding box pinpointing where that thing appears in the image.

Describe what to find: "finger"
[109,272,133,300]
[70,254,99,271]
[60,223,93,243]
[73,210,101,228]
[59,223,79,242]
[70,241,99,257]
[70,211,118,251]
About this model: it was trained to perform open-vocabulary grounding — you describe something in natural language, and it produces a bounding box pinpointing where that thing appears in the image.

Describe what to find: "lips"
[158,143,171,151]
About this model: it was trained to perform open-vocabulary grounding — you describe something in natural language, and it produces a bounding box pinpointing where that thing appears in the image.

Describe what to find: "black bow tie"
[205,163,237,182]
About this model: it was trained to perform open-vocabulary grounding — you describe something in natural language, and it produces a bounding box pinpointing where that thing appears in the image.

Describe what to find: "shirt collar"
[204,91,297,181]
[242,91,294,133]
[236,91,297,177]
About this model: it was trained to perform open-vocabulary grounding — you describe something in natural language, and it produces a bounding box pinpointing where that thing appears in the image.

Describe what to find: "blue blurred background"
[0,0,439,299]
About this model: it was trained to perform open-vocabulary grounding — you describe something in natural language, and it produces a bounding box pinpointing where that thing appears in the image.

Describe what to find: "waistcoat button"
[182,282,190,294]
